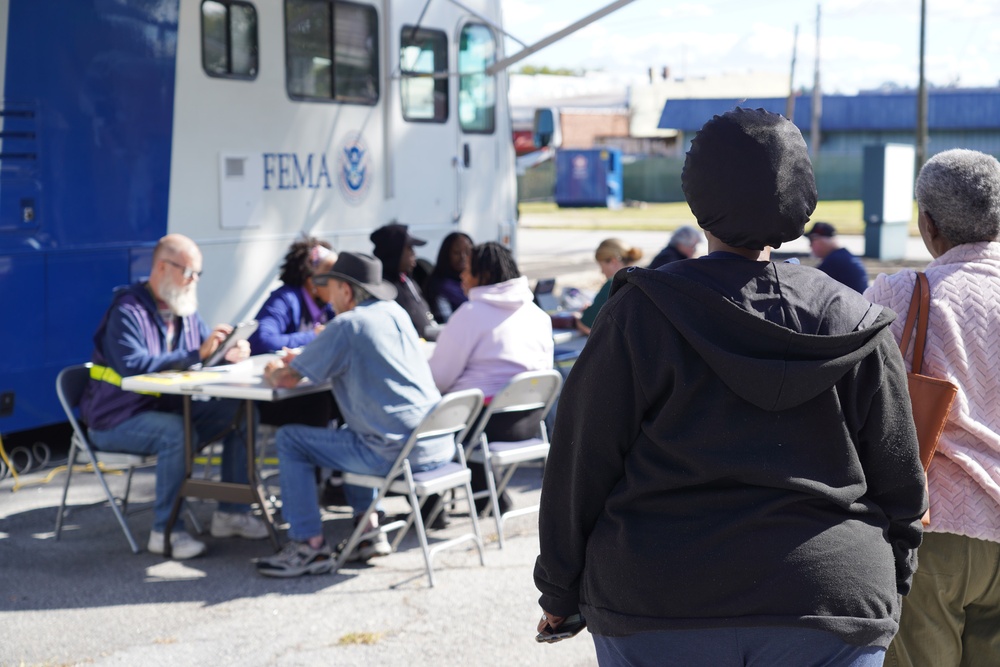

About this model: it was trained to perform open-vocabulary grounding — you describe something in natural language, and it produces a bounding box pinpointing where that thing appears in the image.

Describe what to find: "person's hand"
[199,324,234,361]
[263,358,286,387]
[313,323,325,336]
[574,318,591,337]
[536,610,565,635]
[224,339,250,364]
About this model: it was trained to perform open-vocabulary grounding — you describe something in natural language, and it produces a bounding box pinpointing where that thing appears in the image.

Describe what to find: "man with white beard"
[80,234,267,559]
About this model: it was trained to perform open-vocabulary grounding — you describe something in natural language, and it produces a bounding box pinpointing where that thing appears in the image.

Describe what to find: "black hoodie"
[371,225,437,337]
[534,256,926,648]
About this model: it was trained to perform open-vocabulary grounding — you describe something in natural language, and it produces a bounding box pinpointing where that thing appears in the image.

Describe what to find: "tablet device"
[203,320,258,367]
[533,277,560,314]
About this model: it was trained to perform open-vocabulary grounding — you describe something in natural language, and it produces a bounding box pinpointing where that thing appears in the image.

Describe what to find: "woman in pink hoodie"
[865,149,1000,667]
[429,241,553,514]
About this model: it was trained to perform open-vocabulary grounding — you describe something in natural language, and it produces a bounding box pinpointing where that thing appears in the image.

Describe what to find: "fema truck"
[0,0,522,440]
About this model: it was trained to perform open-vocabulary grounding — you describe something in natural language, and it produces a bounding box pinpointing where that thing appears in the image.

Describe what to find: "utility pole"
[916,0,929,172]
[810,4,822,157]
[786,24,799,120]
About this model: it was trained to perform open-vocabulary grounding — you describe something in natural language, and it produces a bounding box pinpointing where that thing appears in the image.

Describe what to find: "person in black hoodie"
[533,108,927,665]
[370,223,440,340]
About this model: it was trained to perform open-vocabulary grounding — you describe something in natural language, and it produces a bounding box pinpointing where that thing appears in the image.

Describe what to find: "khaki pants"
[887,531,1000,667]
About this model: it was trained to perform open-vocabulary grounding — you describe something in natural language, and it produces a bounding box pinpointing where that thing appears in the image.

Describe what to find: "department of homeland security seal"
[337,132,372,204]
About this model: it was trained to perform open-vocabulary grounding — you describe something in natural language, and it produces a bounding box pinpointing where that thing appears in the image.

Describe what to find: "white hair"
[916,149,1000,245]
[669,225,704,249]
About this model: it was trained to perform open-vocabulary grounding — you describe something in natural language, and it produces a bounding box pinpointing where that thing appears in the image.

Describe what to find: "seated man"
[80,233,267,560]
[257,252,455,578]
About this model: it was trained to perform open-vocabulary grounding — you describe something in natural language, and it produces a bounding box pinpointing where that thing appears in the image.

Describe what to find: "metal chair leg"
[54,438,79,540]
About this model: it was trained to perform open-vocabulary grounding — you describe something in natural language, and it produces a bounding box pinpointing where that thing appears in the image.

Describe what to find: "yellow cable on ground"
[1,433,276,491]
[5,463,125,490]
[0,432,129,491]
[0,432,21,489]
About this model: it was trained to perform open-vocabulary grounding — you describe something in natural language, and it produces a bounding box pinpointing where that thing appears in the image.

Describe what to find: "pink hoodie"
[429,276,553,398]
[865,242,1000,543]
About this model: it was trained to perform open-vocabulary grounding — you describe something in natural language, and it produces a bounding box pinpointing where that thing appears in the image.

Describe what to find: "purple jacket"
[80,282,207,431]
[248,284,334,355]
[424,275,467,323]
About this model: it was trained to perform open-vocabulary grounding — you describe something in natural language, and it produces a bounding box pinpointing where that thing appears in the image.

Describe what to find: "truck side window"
[400,26,448,123]
[285,0,379,105]
[202,0,259,79]
[458,24,495,134]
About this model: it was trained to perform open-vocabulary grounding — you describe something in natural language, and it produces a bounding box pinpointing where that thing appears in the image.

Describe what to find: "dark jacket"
[80,283,206,431]
[647,244,687,269]
[534,256,926,648]
[371,226,437,337]
[818,247,869,294]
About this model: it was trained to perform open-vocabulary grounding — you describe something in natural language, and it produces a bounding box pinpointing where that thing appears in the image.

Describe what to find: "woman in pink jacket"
[429,241,553,514]
[865,149,1000,667]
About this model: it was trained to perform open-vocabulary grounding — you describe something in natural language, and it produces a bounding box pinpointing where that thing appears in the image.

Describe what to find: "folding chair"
[336,389,485,587]
[54,363,200,554]
[463,370,562,548]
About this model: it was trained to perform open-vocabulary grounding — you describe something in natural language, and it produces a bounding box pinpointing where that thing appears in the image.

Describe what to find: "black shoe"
[477,491,513,518]
[418,492,451,530]
[320,476,348,507]
[422,508,451,531]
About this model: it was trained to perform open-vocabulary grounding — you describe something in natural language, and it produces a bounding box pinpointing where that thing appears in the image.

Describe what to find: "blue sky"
[500,0,1000,94]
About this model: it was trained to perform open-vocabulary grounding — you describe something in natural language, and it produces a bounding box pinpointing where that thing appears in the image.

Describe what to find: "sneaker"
[210,511,269,540]
[337,531,391,563]
[148,530,207,560]
[337,510,391,563]
[256,540,333,578]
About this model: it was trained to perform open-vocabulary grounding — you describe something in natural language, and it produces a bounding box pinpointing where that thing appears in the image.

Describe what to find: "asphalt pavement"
[0,453,596,666]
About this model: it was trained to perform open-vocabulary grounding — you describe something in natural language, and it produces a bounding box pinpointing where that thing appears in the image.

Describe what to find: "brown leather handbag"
[899,273,958,469]
[898,273,958,524]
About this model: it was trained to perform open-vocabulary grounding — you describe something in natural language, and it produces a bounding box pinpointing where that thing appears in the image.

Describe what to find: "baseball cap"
[805,222,836,238]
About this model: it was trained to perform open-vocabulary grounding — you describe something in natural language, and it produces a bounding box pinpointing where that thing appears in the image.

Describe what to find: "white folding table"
[121,354,331,556]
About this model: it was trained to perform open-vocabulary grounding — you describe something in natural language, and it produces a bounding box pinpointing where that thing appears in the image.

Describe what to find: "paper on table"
[134,371,233,385]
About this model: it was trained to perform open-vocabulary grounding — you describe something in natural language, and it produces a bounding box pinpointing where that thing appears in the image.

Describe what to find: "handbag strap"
[898,272,931,374]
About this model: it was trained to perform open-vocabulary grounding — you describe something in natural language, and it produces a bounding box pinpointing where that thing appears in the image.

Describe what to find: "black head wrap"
[681,107,817,250]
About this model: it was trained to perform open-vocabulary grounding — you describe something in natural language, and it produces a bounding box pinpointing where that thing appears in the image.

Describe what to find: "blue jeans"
[593,627,885,667]
[89,399,252,532]
[275,424,451,542]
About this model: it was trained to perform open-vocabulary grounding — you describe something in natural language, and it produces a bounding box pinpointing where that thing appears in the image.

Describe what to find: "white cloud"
[503,0,1000,95]
[929,0,996,20]
[577,29,742,74]
[659,3,714,20]
[503,0,544,24]
[744,22,798,61]
[821,34,903,63]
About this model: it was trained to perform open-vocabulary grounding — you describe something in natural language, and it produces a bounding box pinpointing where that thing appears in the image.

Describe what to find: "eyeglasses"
[313,275,331,286]
[163,258,202,280]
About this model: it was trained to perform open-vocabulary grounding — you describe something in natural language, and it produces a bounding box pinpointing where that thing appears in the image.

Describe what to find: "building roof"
[658,89,1000,133]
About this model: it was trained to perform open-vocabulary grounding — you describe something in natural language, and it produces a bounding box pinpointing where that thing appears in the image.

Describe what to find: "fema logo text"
[263,153,333,190]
